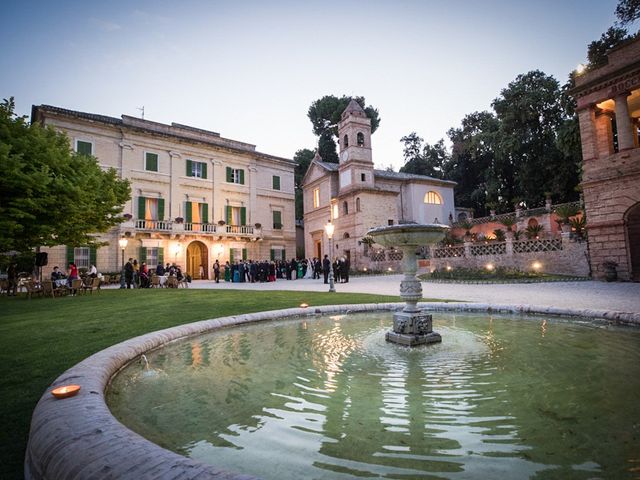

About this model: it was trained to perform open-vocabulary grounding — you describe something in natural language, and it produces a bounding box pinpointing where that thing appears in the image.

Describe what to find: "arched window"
[343,134,349,148]
[356,197,361,212]
[343,201,349,215]
[343,232,350,239]
[424,191,442,205]
[458,212,467,222]
[528,218,539,228]
[357,132,365,147]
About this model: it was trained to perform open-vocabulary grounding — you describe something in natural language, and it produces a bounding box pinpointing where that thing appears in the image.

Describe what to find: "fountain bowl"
[367,223,449,248]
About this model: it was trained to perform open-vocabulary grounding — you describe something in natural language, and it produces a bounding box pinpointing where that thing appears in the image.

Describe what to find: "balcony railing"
[132,220,256,237]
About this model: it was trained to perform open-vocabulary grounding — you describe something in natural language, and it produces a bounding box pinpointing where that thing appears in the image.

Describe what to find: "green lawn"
[0,288,452,479]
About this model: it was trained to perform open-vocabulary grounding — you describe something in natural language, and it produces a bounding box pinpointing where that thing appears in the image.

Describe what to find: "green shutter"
[146,153,158,171]
[158,199,165,221]
[270,249,275,261]
[273,210,282,229]
[240,207,246,226]
[273,175,280,190]
[66,246,74,265]
[186,159,193,177]
[185,201,192,223]
[242,248,247,260]
[140,247,147,264]
[282,249,286,261]
[89,246,97,267]
[138,197,146,219]
[226,205,232,224]
[226,167,233,182]
[202,203,209,224]
[76,141,92,155]
[229,249,234,263]
[239,169,245,185]
[158,247,164,266]
[201,162,207,179]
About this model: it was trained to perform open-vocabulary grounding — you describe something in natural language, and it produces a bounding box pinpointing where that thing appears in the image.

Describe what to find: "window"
[185,201,209,230]
[356,197,361,212]
[270,247,285,261]
[226,166,245,184]
[272,175,281,190]
[343,201,349,215]
[145,152,158,172]
[313,188,320,208]
[75,140,93,155]
[137,196,165,221]
[424,191,442,205]
[225,205,246,226]
[332,203,339,219]
[388,219,394,225]
[272,210,282,229]
[146,248,159,267]
[357,132,365,147]
[361,173,366,182]
[343,134,349,148]
[186,160,208,179]
[74,247,90,269]
[343,232,350,239]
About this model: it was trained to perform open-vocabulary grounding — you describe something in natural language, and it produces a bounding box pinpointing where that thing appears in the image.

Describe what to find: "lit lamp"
[324,220,336,293]
[172,243,182,262]
[118,237,128,289]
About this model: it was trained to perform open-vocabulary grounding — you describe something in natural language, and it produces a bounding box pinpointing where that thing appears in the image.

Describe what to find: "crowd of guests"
[122,258,189,289]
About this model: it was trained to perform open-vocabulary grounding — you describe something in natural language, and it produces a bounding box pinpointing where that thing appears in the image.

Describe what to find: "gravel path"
[183,275,640,314]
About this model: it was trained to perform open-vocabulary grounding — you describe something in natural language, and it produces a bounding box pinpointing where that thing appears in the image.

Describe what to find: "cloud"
[90,18,122,32]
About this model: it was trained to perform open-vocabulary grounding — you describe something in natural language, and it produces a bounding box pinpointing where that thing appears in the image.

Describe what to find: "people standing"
[132,259,139,288]
[224,261,231,282]
[7,262,17,296]
[343,257,350,283]
[213,260,220,283]
[322,255,330,284]
[124,258,134,289]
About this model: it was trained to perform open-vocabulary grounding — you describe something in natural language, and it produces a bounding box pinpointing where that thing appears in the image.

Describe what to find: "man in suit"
[322,255,330,284]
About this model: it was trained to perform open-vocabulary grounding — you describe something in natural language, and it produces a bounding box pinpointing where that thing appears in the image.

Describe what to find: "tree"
[293,148,315,220]
[399,133,447,179]
[586,26,630,70]
[616,0,640,24]
[0,98,131,253]
[307,95,380,163]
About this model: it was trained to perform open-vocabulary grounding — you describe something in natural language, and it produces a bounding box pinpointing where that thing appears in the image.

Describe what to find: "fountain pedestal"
[367,224,448,347]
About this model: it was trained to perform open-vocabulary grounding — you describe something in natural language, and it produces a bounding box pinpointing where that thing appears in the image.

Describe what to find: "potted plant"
[602,261,618,282]
[254,222,262,229]
[493,228,506,242]
[486,201,498,218]
[544,192,553,211]
[174,217,184,224]
[525,224,544,239]
[458,220,474,241]
[218,220,226,226]
[500,217,515,232]
[570,216,586,240]
[123,213,132,221]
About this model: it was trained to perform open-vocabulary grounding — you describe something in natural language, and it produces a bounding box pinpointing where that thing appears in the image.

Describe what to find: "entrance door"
[626,202,640,282]
[315,240,322,259]
[187,241,208,280]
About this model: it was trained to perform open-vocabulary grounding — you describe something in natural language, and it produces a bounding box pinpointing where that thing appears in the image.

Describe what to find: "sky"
[0,0,623,171]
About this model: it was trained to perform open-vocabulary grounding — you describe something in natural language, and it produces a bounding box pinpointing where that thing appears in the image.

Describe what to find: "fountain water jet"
[367,223,449,346]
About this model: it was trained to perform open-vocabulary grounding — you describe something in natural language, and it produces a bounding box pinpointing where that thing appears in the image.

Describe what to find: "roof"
[32,104,294,165]
[343,99,366,115]
[314,160,456,185]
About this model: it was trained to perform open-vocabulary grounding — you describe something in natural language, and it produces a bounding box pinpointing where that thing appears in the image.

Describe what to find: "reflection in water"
[107,312,640,479]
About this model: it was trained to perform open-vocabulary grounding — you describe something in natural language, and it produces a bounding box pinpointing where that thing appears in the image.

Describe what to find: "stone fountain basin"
[367,223,449,247]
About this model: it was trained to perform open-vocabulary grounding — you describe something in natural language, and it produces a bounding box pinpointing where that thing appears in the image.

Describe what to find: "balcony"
[129,220,258,239]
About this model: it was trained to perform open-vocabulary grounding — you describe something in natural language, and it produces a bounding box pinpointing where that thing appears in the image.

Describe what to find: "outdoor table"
[159,274,169,286]
[54,279,67,288]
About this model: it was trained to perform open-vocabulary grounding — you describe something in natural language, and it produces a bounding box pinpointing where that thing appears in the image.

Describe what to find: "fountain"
[367,223,449,346]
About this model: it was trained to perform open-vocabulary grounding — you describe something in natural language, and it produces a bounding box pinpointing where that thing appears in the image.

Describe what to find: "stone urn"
[367,223,449,346]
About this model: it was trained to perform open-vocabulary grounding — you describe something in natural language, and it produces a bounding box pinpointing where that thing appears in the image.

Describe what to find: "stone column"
[577,107,599,160]
[614,93,635,151]
[399,245,421,313]
[248,165,258,225]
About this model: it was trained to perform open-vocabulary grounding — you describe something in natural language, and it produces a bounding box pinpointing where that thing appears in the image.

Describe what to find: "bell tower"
[337,99,374,191]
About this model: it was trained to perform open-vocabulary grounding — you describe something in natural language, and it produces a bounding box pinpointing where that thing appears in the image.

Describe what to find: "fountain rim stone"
[367,223,449,247]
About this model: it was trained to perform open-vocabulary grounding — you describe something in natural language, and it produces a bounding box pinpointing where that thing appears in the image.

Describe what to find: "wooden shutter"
[76,141,92,155]
[240,207,246,226]
[201,162,207,179]
[158,199,165,220]
[185,202,192,223]
[239,169,245,184]
[226,167,233,182]
[138,197,146,219]
[146,153,158,171]
[229,249,234,263]
[225,205,232,224]
[273,175,280,190]
[186,159,193,177]
[242,248,247,260]
[202,203,209,224]
[158,247,164,266]
[66,246,74,265]
[270,249,275,261]
[273,210,282,229]
[282,249,286,261]
[89,247,97,267]
[140,247,147,264]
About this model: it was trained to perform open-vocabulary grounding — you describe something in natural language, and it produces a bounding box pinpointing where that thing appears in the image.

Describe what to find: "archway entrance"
[626,202,640,282]
[187,241,208,280]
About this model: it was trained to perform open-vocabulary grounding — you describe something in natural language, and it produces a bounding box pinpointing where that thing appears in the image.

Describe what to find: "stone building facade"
[32,105,296,279]
[572,38,640,281]
[302,100,456,269]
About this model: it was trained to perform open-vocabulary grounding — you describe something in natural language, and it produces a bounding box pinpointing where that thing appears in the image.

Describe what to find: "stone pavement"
[184,275,640,314]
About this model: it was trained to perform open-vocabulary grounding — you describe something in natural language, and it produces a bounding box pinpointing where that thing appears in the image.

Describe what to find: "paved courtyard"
[184,275,640,314]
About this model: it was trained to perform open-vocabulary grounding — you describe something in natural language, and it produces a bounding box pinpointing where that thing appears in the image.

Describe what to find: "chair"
[151,276,160,288]
[70,279,83,296]
[0,279,8,296]
[42,280,66,298]
[178,277,189,288]
[112,274,121,284]
[101,275,110,287]
[82,277,100,294]
[166,276,178,288]
[25,281,43,300]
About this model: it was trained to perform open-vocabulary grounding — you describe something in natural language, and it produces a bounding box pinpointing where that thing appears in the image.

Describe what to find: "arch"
[357,132,365,147]
[424,191,442,205]
[343,134,349,148]
[343,232,350,239]
[527,218,539,228]
[343,201,349,215]
[625,201,640,281]
[186,240,208,279]
[356,197,361,212]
